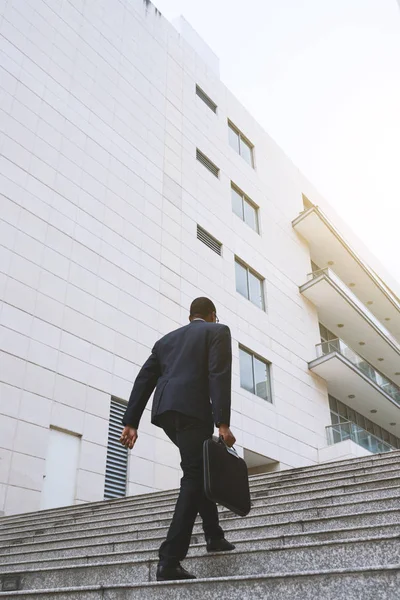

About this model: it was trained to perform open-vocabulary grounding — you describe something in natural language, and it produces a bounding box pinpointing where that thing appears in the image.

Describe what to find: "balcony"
[293,206,400,339]
[301,268,400,383]
[326,421,394,454]
[309,338,400,439]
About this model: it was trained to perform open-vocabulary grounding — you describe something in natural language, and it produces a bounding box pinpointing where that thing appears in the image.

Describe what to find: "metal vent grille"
[196,149,219,178]
[104,398,128,500]
[196,85,217,113]
[197,225,222,256]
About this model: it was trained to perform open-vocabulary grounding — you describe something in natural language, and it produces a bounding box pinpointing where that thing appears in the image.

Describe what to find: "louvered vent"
[196,149,219,178]
[197,225,222,256]
[104,398,128,500]
[196,85,217,113]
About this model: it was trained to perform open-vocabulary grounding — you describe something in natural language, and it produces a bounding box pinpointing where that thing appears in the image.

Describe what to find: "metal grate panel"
[104,398,128,500]
[196,149,219,178]
[196,85,217,113]
[197,225,222,256]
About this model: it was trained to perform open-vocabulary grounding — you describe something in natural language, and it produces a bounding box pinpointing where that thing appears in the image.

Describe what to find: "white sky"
[153,0,400,284]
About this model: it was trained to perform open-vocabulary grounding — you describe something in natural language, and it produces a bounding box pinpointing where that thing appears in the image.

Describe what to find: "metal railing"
[316,338,400,407]
[326,421,394,454]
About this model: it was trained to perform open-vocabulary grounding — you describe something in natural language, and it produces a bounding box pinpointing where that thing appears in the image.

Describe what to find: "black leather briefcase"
[203,436,251,517]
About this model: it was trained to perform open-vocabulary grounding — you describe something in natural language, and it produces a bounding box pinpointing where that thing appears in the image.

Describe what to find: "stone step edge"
[1,520,397,565]
[0,563,399,597]
[0,506,397,556]
[0,531,398,573]
[1,492,398,548]
[2,479,397,538]
[2,470,399,535]
[1,452,399,524]
[2,534,400,575]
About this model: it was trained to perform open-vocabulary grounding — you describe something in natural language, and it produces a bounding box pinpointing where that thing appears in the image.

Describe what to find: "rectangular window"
[196,149,219,177]
[196,84,217,113]
[197,225,222,256]
[235,258,264,309]
[104,398,128,500]
[228,121,254,167]
[231,184,259,232]
[239,347,272,402]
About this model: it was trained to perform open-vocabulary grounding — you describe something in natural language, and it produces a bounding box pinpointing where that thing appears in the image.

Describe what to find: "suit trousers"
[157,410,224,567]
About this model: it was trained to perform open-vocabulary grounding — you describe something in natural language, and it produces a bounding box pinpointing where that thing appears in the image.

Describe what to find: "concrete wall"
[0,0,334,516]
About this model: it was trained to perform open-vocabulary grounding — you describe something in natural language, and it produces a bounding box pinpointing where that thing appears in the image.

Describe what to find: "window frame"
[231,183,260,233]
[239,345,272,403]
[235,257,265,310]
[228,120,255,168]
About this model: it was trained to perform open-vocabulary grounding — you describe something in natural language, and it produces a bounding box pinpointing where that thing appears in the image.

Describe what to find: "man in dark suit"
[120,297,236,581]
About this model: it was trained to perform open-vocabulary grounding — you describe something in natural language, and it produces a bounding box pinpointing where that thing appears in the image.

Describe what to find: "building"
[0,0,399,517]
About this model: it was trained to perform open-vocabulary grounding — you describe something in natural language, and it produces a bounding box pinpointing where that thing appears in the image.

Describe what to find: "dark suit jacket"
[122,320,232,429]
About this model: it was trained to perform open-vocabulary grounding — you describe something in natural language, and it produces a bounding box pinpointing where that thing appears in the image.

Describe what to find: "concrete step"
[1,491,398,549]
[1,477,398,541]
[0,505,398,558]
[1,523,399,570]
[1,451,399,527]
[1,566,399,600]
[1,465,399,537]
[1,488,399,551]
[0,536,398,591]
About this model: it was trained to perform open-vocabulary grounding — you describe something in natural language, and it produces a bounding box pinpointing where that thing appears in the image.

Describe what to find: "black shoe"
[156,563,197,581]
[206,537,236,552]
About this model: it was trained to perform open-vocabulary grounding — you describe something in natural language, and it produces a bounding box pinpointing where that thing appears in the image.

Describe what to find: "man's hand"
[119,426,138,450]
[218,424,236,447]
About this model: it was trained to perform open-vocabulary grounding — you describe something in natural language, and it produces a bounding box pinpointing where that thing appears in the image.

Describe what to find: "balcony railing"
[326,421,394,454]
[316,338,400,407]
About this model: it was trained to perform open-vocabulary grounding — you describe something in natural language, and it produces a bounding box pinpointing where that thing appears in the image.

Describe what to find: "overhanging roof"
[293,207,400,339]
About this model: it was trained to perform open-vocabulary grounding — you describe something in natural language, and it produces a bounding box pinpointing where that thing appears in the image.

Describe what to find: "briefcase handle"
[218,435,240,459]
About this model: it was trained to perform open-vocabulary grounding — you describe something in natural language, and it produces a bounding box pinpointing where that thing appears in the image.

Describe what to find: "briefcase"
[203,435,251,517]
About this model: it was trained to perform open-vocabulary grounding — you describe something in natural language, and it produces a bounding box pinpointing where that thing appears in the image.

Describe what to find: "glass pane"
[336,400,348,420]
[240,137,253,166]
[330,412,339,425]
[356,413,365,429]
[365,418,374,434]
[319,323,328,342]
[228,125,240,153]
[254,356,270,401]
[244,199,258,232]
[235,261,249,299]
[347,408,356,423]
[239,348,254,394]
[248,271,264,309]
[328,395,337,412]
[231,187,244,219]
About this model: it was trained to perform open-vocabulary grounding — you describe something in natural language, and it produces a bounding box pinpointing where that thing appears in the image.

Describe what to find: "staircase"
[0,450,399,599]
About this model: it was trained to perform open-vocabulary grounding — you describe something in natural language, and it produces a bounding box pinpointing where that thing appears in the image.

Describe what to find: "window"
[328,395,400,449]
[197,225,222,256]
[319,323,337,343]
[104,398,128,499]
[196,84,217,113]
[196,149,219,177]
[239,347,272,401]
[235,258,264,309]
[231,184,259,232]
[228,121,254,167]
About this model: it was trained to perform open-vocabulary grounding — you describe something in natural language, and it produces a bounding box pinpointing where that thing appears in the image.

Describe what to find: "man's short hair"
[190,297,216,318]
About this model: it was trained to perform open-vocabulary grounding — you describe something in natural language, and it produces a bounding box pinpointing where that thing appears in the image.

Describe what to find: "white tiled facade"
[0,0,396,517]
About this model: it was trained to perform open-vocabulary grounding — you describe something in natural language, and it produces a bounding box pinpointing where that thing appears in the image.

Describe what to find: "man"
[120,297,236,581]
